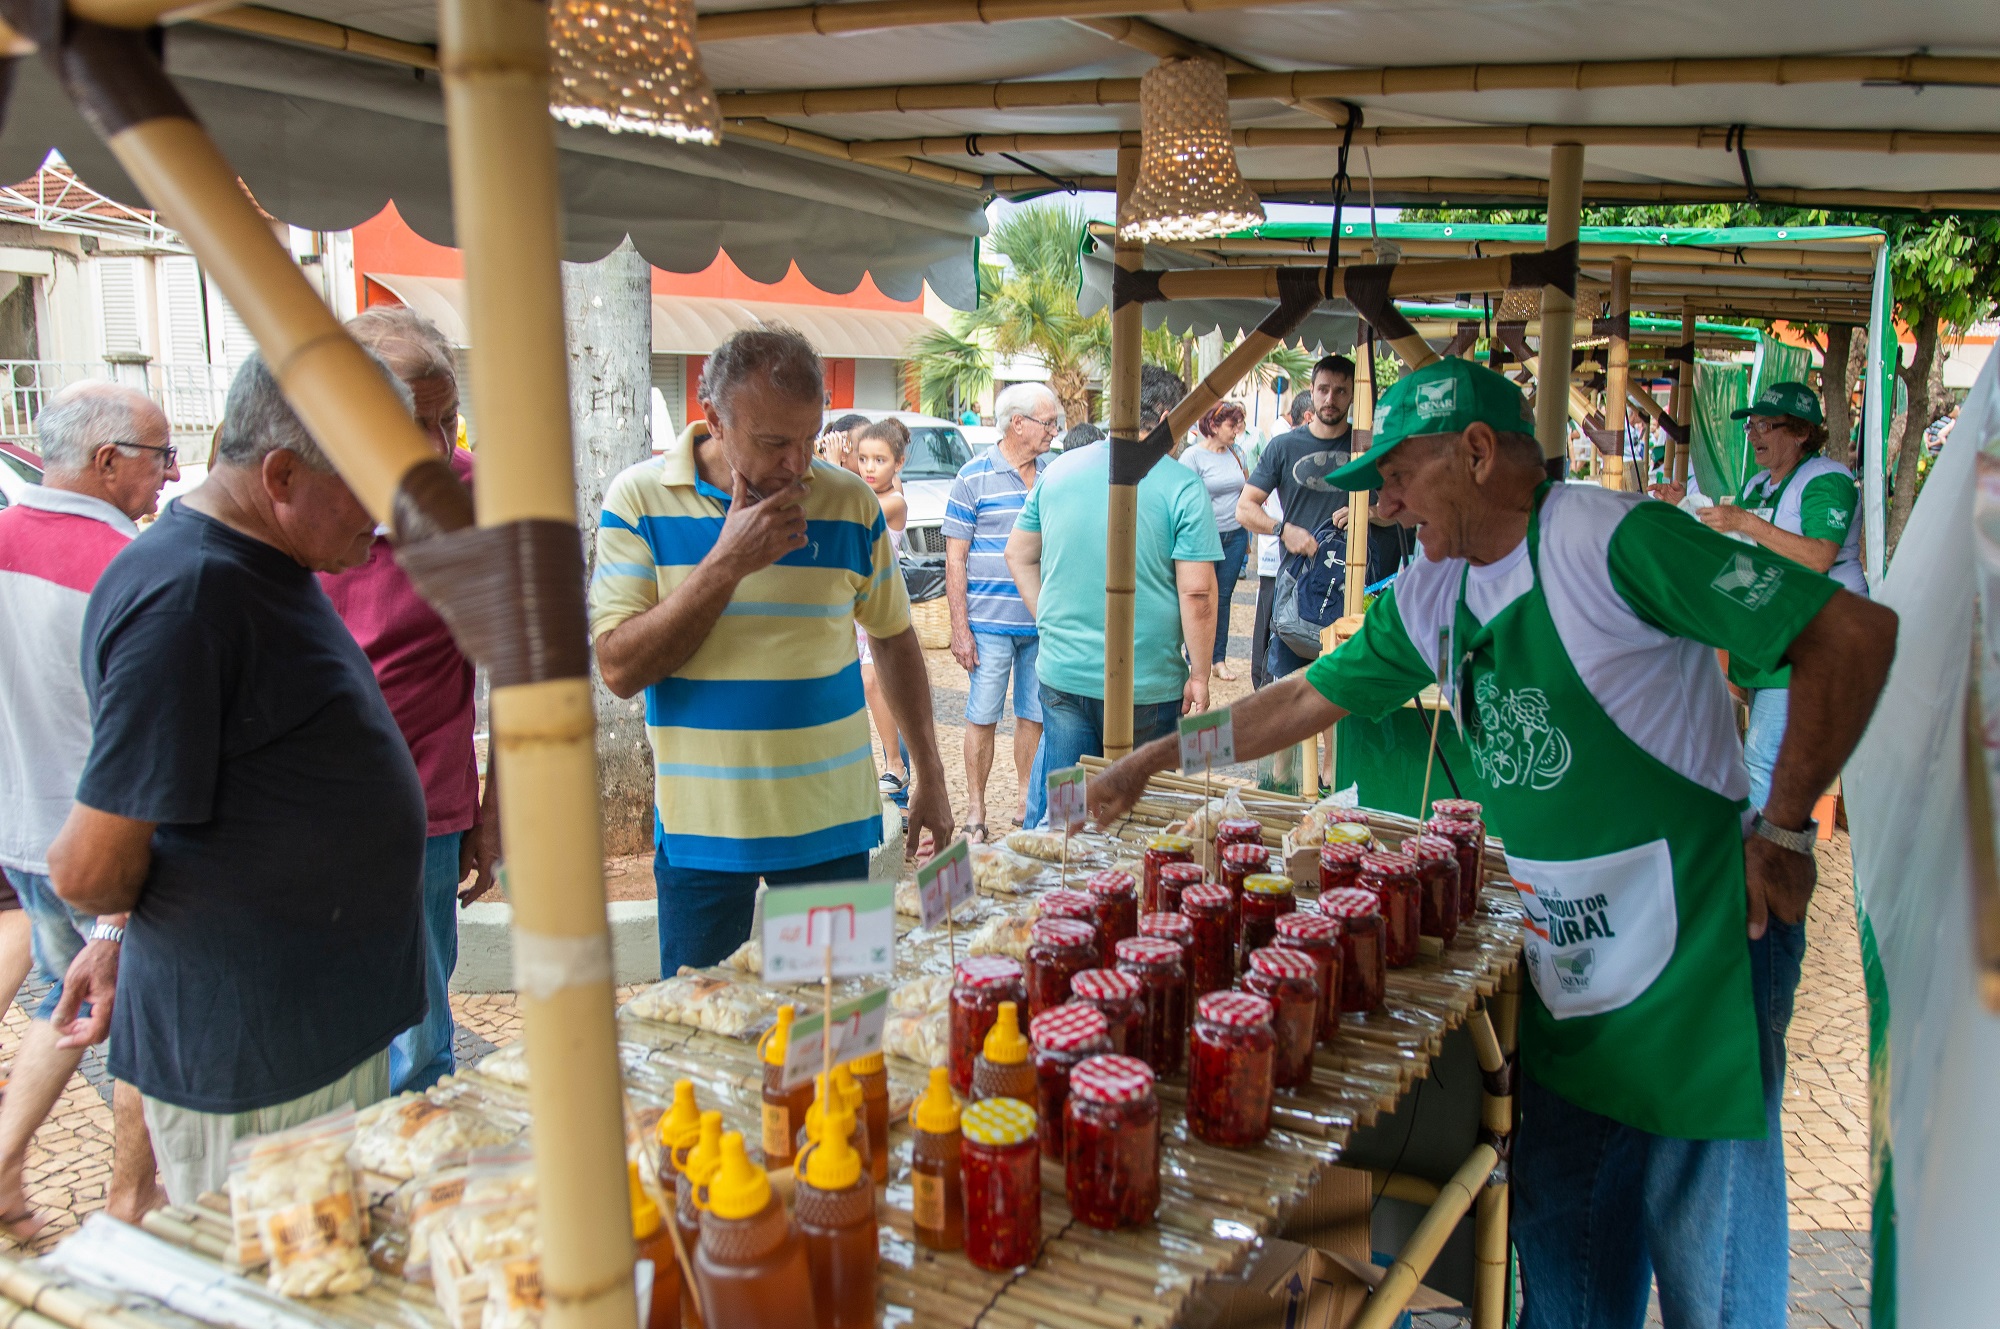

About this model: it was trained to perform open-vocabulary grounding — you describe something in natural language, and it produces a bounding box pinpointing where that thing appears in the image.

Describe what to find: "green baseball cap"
[1730,380,1823,425]
[1325,356,1534,490]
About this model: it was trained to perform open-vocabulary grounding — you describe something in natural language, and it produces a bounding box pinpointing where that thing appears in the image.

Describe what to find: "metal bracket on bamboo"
[397,520,591,687]
[1592,311,1632,341]
[1658,416,1690,445]
[1663,339,1696,364]
[1439,320,1481,357]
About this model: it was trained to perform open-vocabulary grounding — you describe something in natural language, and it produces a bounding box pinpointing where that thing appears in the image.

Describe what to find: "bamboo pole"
[696,0,1321,42]
[1371,1171,1443,1207]
[1534,145,1584,478]
[1142,256,1512,303]
[1351,1144,1501,1329]
[1180,236,1880,272]
[724,118,985,188]
[1104,145,1142,760]
[438,2,636,1328]
[195,5,438,68]
[1344,342,1373,619]
[1671,306,1695,486]
[1600,255,1632,490]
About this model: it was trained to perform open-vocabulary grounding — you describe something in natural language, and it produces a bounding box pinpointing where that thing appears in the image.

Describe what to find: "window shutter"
[204,276,257,372]
[97,257,144,357]
[157,256,210,364]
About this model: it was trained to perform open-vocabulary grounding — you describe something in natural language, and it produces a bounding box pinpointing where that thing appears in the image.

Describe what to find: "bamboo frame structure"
[723,118,984,188]
[1600,255,1633,490]
[438,2,636,1327]
[1352,1143,1502,1329]
[1068,14,1358,125]
[1469,975,1519,1329]
[1344,343,1372,618]
[195,4,437,67]
[1671,306,1695,486]
[1534,145,1584,473]
[1104,145,1143,760]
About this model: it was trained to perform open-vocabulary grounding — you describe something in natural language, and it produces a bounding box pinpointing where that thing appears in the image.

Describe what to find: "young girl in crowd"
[854,419,911,804]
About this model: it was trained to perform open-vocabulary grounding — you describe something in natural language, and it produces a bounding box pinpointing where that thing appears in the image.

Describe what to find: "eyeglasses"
[116,441,178,465]
[1744,418,1788,436]
[1028,416,1061,433]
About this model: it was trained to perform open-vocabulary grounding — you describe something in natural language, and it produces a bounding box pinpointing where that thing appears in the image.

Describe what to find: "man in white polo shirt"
[0,382,170,1235]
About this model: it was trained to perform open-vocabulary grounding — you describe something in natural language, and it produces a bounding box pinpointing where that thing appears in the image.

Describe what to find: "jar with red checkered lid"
[1028,1003,1111,1160]
[1069,967,1144,1059]
[1188,991,1274,1147]
[1428,799,1486,914]
[1178,881,1234,998]
[1424,815,1485,919]
[1358,850,1421,968]
[1142,834,1195,913]
[1405,834,1461,945]
[951,957,1025,1096]
[1024,918,1098,1021]
[1217,841,1269,938]
[1272,911,1343,1043]
[1083,868,1139,953]
[1319,888,1386,1013]
[1242,947,1319,1090]
[1037,888,1094,924]
[1319,837,1367,896]
[1064,1054,1160,1229]
[1155,860,1207,915]
[1114,936,1189,1076]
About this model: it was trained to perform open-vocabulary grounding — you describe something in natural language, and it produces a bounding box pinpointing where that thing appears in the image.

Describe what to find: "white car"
[821,409,974,558]
[0,441,41,508]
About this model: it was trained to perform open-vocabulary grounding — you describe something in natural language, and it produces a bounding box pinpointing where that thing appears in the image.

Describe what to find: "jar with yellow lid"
[960,1098,1041,1271]
[1238,872,1298,965]
[1141,834,1195,913]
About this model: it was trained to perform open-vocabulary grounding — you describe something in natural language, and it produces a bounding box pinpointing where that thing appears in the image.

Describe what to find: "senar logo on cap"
[1325,356,1531,492]
[1414,377,1458,420]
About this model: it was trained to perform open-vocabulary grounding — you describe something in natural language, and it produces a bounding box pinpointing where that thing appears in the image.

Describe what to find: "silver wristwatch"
[1750,811,1817,856]
[89,921,125,944]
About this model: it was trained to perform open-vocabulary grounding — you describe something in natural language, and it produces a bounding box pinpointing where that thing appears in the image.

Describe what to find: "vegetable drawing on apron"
[1451,486,1765,1139]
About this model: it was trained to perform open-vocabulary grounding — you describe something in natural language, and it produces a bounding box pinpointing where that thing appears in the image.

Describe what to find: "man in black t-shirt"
[48,353,427,1204]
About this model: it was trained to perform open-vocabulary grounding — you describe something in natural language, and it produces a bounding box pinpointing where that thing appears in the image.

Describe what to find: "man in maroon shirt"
[320,307,497,1092]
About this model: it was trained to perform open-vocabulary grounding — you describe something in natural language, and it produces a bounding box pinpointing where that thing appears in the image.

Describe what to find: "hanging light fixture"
[1117,57,1265,242]
[549,0,721,144]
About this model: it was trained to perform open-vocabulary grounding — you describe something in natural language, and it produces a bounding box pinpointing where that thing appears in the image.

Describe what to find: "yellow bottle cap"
[628,1160,661,1239]
[802,1104,862,1191]
[1244,873,1295,896]
[684,1110,725,1200]
[804,1072,833,1144]
[704,1133,772,1221]
[834,1063,864,1112]
[961,1097,1037,1147]
[914,1067,960,1135]
[759,1005,797,1067]
[848,1050,886,1075]
[657,1080,702,1161]
[1325,823,1371,847]
[981,1000,1029,1065]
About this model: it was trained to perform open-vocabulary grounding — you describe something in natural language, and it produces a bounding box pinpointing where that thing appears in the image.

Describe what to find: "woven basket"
[910,597,952,650]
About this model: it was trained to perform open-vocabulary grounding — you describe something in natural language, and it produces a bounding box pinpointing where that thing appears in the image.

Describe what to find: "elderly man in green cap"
[1090,357,1896,1328]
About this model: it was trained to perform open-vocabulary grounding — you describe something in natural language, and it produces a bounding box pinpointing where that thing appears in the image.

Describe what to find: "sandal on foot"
[0,1206,48,1246]
[962,823,989,844]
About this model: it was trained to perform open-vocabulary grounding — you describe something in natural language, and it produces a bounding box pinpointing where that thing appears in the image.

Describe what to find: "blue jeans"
[966,631,1043,726]
[1742,688,1788,812]
[3,866,90,1021]
[654,850,872,975]
[1515,915,1807,1329]
[1266,632,1315,681]
[390,831,464,1094]
[1026,682,1183,828]
[1213,527,1250,664]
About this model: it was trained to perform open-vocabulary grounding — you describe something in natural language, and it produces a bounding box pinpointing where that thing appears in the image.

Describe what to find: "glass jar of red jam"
[1424,814,1486,920]
[1358,852,1421,968]
[1429,799,1486,913]
[1406,835,1461,945]
[1330,808,1370,832]
[1242,947,1319,1091]
[1137,909,1193,949]
[1318,837,1366,896]
[1083,869,1139,954]
[951,957,1026,1097]
[1142,835,1195,913]
[1112,936,1188,1077]
[1155,862,1206,916]
[1179,882,1234,999]
[1037,888,1095,926]
[1237,872,1297,965]
[1217,842,1269,934]
[1187,991,1275,1148]
[1063,1055,1160,1230]
[960,1097,1041,1271]
[1272,911,1343,1044]
[1213,817,1262,870]
[1028,1003,1110,1160]
[1318,888,1387,1013]
[1024,919,1099,1020]
[1068,968,1144,1059]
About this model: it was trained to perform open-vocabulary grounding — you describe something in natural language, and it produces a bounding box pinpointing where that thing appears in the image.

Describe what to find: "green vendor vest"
[1453,485,1765,1140]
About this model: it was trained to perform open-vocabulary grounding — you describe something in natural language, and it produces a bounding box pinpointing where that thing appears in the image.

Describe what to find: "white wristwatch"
[89,921,125,944]
[1750,811,1817,856]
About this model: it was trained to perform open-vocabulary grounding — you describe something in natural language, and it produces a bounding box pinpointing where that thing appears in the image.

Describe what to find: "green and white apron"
[1739,456,1866,596]
[1454,485,1764,1140]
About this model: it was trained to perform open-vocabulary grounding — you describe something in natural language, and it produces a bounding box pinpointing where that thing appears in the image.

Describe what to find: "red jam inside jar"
[1028,1003,1111,1160]
[1425,815,1486,920]
[1083,869,1139,954]
[1319,839,1366,896]
[1155,862,1206,916]
[1213,817,1263,871]
[1429,800,1487,916]
[1358,851,1421,968]
[1038,888,1095,926]
[1272,910,1344,1044]
[1406,835,1461,945]
[961,1097,1041,1271]
[1237,872,1297,966]
[1112,936,1189,1077]
[1068,968,1145,1060]
[1063,1054,1160,1230]
[1187,991,1275,1148]
[1025,918,1099,1021]
[1142,835,1195,914]
[1217,842,1269,938]
[1179,882,1235,999]
[951,957,1027,1097]
[1319,888,1387,1013]
[1242,946,1319,1091]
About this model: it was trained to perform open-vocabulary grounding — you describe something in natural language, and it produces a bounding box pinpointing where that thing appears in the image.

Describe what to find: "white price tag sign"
[1046,765,1088,833]
[1178,708,1236,772]
[761,881,895,983]
[916,838,976,930]
[780,988,890,1091]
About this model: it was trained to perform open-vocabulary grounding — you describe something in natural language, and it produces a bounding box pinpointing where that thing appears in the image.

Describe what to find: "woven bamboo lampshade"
[1117,58,1265,242]
[549,0,721,143]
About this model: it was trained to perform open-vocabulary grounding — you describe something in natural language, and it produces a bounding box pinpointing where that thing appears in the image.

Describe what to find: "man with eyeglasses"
[942,381,1059,838]
[0,381,173,1236]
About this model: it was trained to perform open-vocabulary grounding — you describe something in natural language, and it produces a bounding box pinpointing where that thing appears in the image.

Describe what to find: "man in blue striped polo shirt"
[592,328,952,973]
[943,382,1058,840]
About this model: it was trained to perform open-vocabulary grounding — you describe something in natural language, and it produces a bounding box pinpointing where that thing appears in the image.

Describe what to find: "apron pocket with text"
[1508,838,1677,1020]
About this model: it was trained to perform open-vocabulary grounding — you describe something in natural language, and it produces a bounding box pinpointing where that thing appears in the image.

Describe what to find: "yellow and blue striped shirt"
[588,427,910,872]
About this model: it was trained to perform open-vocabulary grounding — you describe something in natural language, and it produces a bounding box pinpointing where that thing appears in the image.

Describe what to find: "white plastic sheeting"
[1844,348,2000,1328]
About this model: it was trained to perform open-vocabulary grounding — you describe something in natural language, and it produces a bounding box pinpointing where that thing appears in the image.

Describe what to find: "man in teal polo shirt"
[1088,357,1895,1328]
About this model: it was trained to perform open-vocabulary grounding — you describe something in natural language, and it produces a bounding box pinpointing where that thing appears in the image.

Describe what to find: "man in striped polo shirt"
[943,381,1058,839]
[593,328,951,973]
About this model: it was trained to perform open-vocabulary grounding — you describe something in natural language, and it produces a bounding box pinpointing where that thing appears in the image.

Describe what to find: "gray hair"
[215,350,412,473]
[994,381,1057,432]
[36,382,159,473]
[697,326,824,418]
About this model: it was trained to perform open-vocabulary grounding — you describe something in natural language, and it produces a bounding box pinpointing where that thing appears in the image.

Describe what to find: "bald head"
[37,381,175,519]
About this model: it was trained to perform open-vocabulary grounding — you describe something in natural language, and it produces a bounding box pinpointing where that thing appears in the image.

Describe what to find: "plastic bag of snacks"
[225,1107,373,1297]
[430,1153,538,1329]
[351,1088,519,1182]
